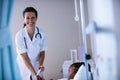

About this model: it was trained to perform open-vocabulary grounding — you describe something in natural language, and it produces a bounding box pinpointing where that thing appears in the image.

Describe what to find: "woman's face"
[68,66,76,79]
[24,12,37,28]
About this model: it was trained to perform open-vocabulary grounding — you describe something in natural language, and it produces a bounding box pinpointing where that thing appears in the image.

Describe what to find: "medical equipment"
[37,69,42,75]
[30,69,42,80]
[23,27,42,49]
[74,0,90,79]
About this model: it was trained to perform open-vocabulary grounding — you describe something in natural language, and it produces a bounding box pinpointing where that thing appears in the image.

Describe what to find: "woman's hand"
[34,75,41,80]
[38,65,44,72]
[34,75,38,80]
[34,75,44,80]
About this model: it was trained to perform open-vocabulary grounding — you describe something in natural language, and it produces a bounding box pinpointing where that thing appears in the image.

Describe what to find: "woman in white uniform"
[15,7,48,80]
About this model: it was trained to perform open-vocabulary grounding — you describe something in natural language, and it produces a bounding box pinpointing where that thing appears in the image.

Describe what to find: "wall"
[10,0,80,79]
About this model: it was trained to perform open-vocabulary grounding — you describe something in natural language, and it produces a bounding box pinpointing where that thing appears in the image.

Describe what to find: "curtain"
[0,0,21,80]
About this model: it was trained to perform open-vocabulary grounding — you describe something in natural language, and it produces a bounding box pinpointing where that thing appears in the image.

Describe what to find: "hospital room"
[0,0,120,80]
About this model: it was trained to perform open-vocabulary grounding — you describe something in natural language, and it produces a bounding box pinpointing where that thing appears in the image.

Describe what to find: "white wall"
[10,0,80,79]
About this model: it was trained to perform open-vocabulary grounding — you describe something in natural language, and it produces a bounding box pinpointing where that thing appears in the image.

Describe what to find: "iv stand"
[74,0,89,80]
[79,0,89,80]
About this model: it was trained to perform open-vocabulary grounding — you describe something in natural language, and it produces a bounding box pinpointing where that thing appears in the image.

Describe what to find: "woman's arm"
[21,53,37,77]
[38,51,45,71]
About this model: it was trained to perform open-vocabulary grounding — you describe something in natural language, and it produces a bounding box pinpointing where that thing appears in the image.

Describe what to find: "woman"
[68,62,93,80]
[15,7,48,80]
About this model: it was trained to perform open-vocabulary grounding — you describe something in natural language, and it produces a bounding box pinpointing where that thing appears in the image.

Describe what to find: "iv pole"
[79,0,89,80]
[74,0,89,80]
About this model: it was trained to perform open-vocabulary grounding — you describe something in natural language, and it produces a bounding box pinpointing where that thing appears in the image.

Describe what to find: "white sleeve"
[15,31,27,54]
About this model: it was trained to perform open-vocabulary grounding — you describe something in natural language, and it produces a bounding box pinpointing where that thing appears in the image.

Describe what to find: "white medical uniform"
[15,27,48,80]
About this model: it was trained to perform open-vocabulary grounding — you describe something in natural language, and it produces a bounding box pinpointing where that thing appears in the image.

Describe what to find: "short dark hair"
[23,7,38,18]
[70,62,91,73]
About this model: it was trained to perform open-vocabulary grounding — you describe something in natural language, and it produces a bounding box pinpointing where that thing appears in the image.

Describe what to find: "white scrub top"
[15,27,48,80]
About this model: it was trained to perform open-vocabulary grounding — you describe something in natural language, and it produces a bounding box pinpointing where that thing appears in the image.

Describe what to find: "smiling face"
[24,12,37,28]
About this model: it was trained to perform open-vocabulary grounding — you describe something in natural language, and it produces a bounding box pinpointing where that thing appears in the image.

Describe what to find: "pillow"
[73,65,92,80]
